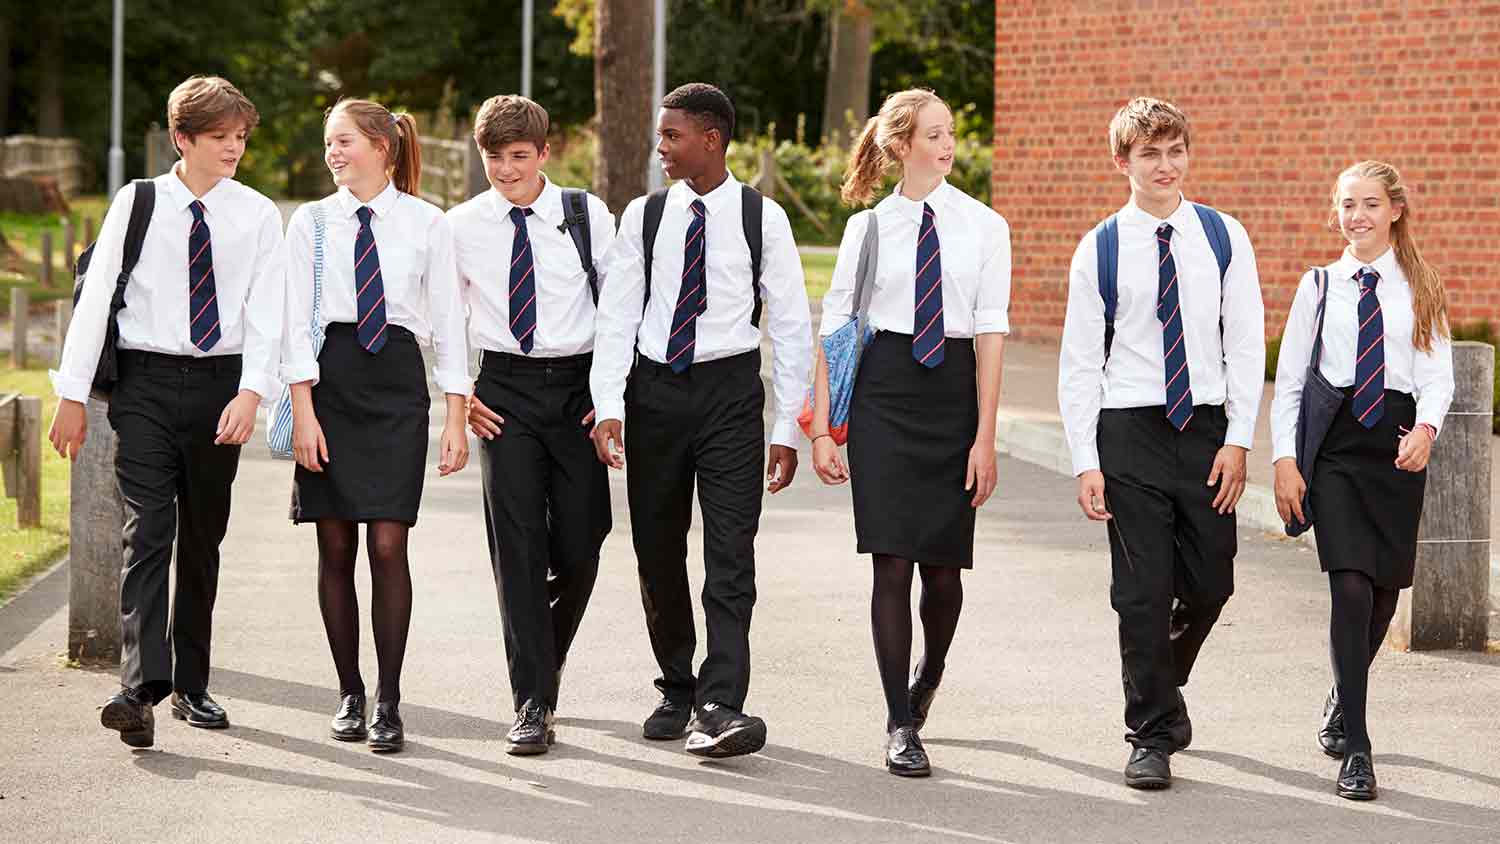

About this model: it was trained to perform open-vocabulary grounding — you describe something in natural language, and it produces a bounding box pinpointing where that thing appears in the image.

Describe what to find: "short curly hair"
[661,83,735,141]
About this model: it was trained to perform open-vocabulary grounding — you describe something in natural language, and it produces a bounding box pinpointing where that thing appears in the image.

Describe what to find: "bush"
[1265,336,1281,383]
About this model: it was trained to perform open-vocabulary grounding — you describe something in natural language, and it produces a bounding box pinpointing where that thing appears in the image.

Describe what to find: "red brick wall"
[993,1,1500,341]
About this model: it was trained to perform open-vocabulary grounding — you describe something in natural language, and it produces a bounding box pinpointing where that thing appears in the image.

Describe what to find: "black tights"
[317,520,413,703]
[1328,570,1400,754]
[871,554,964,729]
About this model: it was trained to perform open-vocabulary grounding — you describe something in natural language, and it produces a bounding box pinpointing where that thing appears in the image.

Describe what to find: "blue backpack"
[1094,203,1232,359]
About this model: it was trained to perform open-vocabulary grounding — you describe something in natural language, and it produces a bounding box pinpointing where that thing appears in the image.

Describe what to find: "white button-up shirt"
[1270,246,1454,461]
[281,183,470,395]
[448,176,616,364]
[590,172,813,447]
[51,165,286,403]
[1058,195,1266,476]
[819,179,1011,338]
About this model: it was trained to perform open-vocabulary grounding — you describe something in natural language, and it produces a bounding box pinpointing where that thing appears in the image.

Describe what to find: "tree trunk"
[593,0,652,216]
[821,0,874,148]
[36,11,64,137]
[0,16,12,138]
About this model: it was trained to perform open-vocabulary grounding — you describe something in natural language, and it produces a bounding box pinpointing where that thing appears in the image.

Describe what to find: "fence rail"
[417,136,488,210]
[0,135,85,198]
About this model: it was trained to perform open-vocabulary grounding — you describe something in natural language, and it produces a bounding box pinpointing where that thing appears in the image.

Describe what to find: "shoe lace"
[1345,755,1373,779]
[519,703,546,728]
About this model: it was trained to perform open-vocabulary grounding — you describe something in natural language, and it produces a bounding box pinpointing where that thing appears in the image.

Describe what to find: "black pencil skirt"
[1309,388,1426,588]
[291,323,431,526]
[847,331,979,568]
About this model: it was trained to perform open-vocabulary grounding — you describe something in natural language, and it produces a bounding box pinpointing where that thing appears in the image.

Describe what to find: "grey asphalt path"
[3,363,1500,842]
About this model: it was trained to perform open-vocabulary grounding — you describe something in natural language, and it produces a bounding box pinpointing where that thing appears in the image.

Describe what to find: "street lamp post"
[108,0,124,196]
[521,0,533,98]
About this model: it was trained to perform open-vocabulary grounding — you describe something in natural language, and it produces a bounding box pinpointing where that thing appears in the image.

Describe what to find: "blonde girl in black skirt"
[809,88,1011,777]
[282,99,471,753]
[1271,160,1454,800]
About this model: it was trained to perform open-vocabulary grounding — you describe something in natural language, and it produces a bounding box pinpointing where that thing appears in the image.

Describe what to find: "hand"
[438,418,469,476]
[766,444,798,494]
[965,440,998,508]
[811,435,848,485]
[1076,469,1111,521]
[580,408,596,437]
[48,398,88,460]
[292,405,329,473]
[592,419,625,469]
[1207,445,1248,515]
[214,390,260,446]
[1273,458,1307,525]
[467,394,505,440]
[1395,425,1434,472]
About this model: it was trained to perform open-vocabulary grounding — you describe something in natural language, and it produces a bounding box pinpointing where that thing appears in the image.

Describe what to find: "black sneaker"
[642,697,693,741]
[101,687,155,749]
[684,703,767,758]
[1319,687,1347,758]
[1123,747,1172,790]
[507,699,556,756]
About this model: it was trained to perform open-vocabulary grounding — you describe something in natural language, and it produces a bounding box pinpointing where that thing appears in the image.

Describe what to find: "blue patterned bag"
[799,211,879,444]
[267,202,327,459]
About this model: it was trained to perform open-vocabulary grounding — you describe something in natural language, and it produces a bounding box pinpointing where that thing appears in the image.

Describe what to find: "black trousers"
[107,351,243,704]
[625,351,765,711]
[476,352,610,712]
[1098,404,1236,750]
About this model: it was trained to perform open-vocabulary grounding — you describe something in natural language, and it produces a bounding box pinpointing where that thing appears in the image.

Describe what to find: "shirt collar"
[1118,192,1196,233]
[489,173,561,227]
[163,162,229,214]
[669,169,741,217]
[1333,245,1403,285]
[336,181,400,220]
[880,177,952,222]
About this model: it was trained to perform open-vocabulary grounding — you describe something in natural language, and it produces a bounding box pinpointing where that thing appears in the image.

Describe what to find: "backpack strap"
[640,188,670,313]
[118,179,156,278]
[850,210,880,324]
[1310,268,1331,369]
[1094,214,1120,360]
[560,188,598,305]
[1192,203,1233,284]
[741,183,764,328]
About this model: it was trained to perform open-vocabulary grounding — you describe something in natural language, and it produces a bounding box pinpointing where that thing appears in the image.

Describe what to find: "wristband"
[811,434,833,443]
[1416,423,1438,441]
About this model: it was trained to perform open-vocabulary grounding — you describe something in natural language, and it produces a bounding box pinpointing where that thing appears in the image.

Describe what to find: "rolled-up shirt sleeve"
[974,214,1012,335]
[1058,234,1107,476]
[1270,271,1319,462]
[1219,217,1265,451]
[238,200,286,404]
[760,201,813,447]
[279,205,321,386]
[817,210,869,337]
[590,198,648,425]
[423,212,471,395]
[1413,325,1455,436]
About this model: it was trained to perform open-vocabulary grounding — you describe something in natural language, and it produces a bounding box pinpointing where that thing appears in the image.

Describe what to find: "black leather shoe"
[885,726,932,777]
[329,693,368,742]
[1319,688,1347,758]
[367,701,404,753]
[170,691,229,729]
[642,697,693,741]
[909,672,942,733]
[1167,689,1192,753]
[1336,751,1377,800]
[1124,747,1172,789]
[684,702,767,758]
[100,687,155,749]
[507,699,556,755]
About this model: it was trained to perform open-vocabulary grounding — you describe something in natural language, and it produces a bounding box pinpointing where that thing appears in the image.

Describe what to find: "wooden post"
[68,401,124,666]
[1389,341,1494,651]
[463,139,488,201]
[61,216,75,271]
[83,216,95,247]
[54,299,72,365]
[10,287,27,368]
[16,396,41,528]
[39,231,53,288]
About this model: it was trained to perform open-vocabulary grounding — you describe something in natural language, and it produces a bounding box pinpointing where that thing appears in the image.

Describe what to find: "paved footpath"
[2,348,1499,843]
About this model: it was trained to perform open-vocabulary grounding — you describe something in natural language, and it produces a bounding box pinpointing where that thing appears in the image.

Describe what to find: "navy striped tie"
[912,202,944,367]
[187,200,221,351]
[1352,267,1385,427]
[1157,223,1193,430]
[354,205,388,353]
[508,206,537,354]
[666,198,707,373]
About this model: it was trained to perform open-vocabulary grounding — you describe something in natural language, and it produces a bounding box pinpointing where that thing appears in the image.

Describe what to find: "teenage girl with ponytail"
[282,99,471,753]
[1270,160,1454,800]
[807,88,1011,777]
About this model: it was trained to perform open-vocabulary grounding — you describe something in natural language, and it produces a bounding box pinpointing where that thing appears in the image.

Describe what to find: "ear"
[703,126,722,154]
[173,130,193,154]
[1391,202,1404,223]
[538,143,552,166]
[1112,154,1130,176]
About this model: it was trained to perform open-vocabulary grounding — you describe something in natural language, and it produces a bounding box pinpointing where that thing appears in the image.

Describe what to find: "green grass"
[0,195,110,308]
[0,360,68,602]
[802,251,837,302]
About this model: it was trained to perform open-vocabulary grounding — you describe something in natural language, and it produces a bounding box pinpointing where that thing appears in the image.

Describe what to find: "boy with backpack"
[1057,97,1265,789]
[49,76,285,748]
[450,94,615,755]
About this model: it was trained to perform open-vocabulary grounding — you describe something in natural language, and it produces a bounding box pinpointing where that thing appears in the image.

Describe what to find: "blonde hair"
[167,76,260,155]
[1108,97,1190,160]
[840,88,947,205]
[1330,160,1449,352]
[326,98,422,196]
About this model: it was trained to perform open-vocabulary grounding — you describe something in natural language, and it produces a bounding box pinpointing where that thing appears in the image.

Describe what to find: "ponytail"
[391,112,422,195]
[840,116,888,205]
[837,88,947,207]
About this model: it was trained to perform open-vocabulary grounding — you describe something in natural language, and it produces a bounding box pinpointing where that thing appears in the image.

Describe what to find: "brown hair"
[326,98,422,195]
[474,95,550,153]
[840,88,946,205]
[1108,97,1190,160]
[1330,160,1449,352]
[167,76,260,155]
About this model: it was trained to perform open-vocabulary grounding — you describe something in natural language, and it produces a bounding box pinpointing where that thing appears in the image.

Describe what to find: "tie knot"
[922,202,936,220]
[1357,267,1380,289]
[509,206,533,226]
[189,200,206,222]
[1157,222,1174,240]
[356,206,373,227]
[690,199,706,218]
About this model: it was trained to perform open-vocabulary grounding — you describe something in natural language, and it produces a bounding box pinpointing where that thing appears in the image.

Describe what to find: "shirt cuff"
[1415,413,1444,439]
[238,372,280,408]
[433,367,472,396]
[770,418,799,449]
[818,311,853,337]
[1272,434,1297,463]
[974,310,1011,335]
[1070,445,1100,477]
[594,399,625,426]
[49,370,92,405]
[1224,419,1256,451]
[279,361,319,387]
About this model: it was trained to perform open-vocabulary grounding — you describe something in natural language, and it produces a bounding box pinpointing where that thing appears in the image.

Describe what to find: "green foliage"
[1265,336,1281,383]
[1450,321,1500,434]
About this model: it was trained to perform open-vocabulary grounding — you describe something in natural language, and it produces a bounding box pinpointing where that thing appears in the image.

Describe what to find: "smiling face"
[894,101,955,183]
[175,121,248,180]
[1336,175,1402,255]
[483,140,550,206]
[1115,134,1189,210]
[655,107,718,184]
[324,112,388,195]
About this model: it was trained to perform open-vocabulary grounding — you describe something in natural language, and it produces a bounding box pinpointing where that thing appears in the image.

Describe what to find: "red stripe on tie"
[676,284,702,310]
[509,293,536,329]
[1357,392,1384,423]
[686,226,703,250]
[918,225,934,248]
[1356,334,1383,366]
[1165,331,1184,359]
[1168,391,1191,419]
[1166,359,1188,390]
[1160,249,1172,266]
[1164,302,1180,326]
[1159,275,1178,305]
[916,250,939,280]
[1359,303,1382,333]
[357,268,383,299]
[515,323,536,343]
[190,220,202,238]
[354,241,376,272]
[1360,285,1374,299]
[357,294,386,330]
[680,254,703,282]
[913,307,943,342]
[511,240,530,268]
[190,269,213,298]
[1353,362,1385,397]
[919,337,945,365]
[363,322,387,350]
[915,277,942,312]
[667,339,696,365]
[189,238,211,266]
[509,265,533,297]
[192,294,217,325]
[668,312,698,342]
[194,321,220,348]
